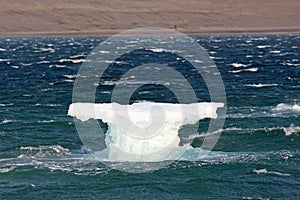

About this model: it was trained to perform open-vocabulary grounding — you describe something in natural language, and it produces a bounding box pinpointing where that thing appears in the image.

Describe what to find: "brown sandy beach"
[0,0,299,37]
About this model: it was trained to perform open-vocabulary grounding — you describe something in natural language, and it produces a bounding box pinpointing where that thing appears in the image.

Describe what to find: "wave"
[245,83,279,88]
[230,68,258,73]
[40,47,55,53]
[257,45,271,49]
[99,50,110,54]
[19,145,71,157]
[0,166,16,173]
[227,105,300,119]
[63,74,77,79]
[49,64,69,68]
[37,120,56,123]
[34,103,62,107]
[193,59,204,63]
[230,63,250,68]
[36,60,51,64]
[102,60,126,64]
[283,125,300,136]
[58,58,85,64]
[97,80,170,86]
[282,62,300,67]
[64,79,75,83]
[252,168,291,176]
[0,145,297,175]
[181,126,300,140]
[62,74,103,79]
[270,50,281,54]
[0,103,14,107]
[272,103,300,112]
[69,53,87,59]
[0,58,10,62]
[147,48,166,52]
[0,119,13,124]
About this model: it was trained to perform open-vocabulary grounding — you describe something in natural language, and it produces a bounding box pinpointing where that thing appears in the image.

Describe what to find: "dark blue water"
[0,35,299,199]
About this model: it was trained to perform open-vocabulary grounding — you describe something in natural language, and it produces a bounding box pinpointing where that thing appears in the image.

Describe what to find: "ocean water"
[0,34,299,199]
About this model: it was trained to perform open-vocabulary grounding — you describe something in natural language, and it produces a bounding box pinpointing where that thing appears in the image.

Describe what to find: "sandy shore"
[0,0,299,37]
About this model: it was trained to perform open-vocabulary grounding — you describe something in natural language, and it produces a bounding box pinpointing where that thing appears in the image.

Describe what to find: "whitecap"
[0,103,13,107]
[242,196,270,200]
[20,145,70,156]
[138,91,150,94]
[253,37,268,41]
[49,64,68,68]
[21,63,33,67]
[147,48,166,52]
[252,168,291,176]
[64,79,74,83]
[100,91,112,94]
[246,68,259,72]
[46,104,62,107]
[245,84,278,88]
[99,50,110,54]
[59,58,85,64]
[1,119,13,124]
[40,47,55,53]
[37,60,51,64]
[211,39,222,43]
[273,103,300,112]
[0,166,16,173]
[0,58,10,62]
[69,53,86,59]
[283,125,300,136]
[10,65,19,69]
[257,45,271,49]
[37,120,56,123]
[63,75,77,79]
[193,60,204,63]
[41,88,53,92]
[252,168,268,174]
[284,63,300,67]
[102,81,115,86]
[230,68,258,73]
[0,48,7,52]
[103,60,124,64]
[270,50,281,54]
[181,127,247,141]
[231,63,250,68]
[292,105,300,111]
[159,41,173,44]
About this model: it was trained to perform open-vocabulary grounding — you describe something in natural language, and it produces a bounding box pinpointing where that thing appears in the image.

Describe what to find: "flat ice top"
[68,102,224,125]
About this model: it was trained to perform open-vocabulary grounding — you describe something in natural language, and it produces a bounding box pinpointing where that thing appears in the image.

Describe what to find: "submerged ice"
[68,102,224,161]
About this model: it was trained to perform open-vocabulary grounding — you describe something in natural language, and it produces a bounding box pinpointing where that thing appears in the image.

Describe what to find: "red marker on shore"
[174,24,177,31]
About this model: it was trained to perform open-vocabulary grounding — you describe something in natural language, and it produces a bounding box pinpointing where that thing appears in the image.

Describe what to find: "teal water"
[0,35,299,199]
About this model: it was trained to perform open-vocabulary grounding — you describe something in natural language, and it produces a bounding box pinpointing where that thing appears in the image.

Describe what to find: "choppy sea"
[0,34,299,199]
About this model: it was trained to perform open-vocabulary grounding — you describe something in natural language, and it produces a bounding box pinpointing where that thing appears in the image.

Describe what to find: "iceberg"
[68,102,224,162]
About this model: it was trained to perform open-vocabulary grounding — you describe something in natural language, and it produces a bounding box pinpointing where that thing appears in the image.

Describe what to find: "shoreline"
[1,26,300,38]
